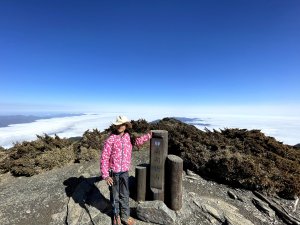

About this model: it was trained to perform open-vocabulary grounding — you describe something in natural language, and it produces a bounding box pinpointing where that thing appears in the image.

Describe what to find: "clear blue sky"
[0,0,299,114]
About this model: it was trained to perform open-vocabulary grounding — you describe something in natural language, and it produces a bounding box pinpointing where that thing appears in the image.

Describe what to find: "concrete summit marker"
[150,130,168,201]
[135,130,183,210]
[135,164,148,202]
[165,154,183,210]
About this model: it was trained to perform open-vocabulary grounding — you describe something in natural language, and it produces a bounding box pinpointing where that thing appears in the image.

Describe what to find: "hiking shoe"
[121,216,136,225]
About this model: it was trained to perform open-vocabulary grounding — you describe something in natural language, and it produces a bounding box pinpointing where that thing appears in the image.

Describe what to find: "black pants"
[110,171,130,220]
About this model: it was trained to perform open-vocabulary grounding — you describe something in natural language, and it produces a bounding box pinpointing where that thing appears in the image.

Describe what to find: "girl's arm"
[100,137,113,179]
[135,131,152,147]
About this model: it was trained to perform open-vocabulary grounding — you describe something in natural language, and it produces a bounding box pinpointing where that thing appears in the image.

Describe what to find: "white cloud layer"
[189,114,300,146]
[0,112,164,148]
[0,112,299,148]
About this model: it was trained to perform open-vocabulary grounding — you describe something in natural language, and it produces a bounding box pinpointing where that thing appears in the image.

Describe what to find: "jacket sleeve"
[100,136,113,179]
[135,132,152,147]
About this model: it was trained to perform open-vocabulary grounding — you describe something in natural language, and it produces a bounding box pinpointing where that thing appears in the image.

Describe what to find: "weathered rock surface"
[193,196,255,225]
[137,200,176,225]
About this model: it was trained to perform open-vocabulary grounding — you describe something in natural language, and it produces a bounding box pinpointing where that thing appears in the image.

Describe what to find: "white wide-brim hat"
[113,115,132,128]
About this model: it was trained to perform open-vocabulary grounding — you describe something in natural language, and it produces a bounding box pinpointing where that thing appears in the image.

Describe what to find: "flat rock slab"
[193,196,255,225]
[136,200,176,225]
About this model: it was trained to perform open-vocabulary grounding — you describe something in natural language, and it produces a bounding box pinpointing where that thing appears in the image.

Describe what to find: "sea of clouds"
[0,112,299,148]
[187,114,300,146]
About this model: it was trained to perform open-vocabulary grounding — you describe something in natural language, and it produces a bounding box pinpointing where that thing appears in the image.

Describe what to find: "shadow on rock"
[129,175,136,200]
[63,176,112,225]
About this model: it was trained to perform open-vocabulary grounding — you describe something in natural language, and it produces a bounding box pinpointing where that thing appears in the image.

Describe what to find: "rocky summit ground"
[0,148,299,225]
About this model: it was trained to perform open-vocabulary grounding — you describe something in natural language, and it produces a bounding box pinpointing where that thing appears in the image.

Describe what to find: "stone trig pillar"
[135,164,148,202]
[150,130,168,201]
[165,155,183,211]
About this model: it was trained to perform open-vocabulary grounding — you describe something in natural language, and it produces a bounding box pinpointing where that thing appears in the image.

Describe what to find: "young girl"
[100,115,152,225]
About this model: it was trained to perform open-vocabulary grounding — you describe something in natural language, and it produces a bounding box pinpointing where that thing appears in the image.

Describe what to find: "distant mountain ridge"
[173,117,211,126]
[151,117,211,127]
[0,114,83,128]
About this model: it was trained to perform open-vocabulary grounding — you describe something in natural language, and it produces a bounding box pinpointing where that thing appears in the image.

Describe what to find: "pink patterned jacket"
[100,132,152,179]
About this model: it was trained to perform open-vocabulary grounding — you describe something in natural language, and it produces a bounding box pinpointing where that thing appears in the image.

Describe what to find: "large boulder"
[136,200,176,225]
